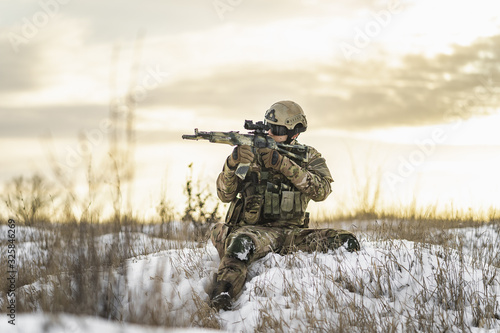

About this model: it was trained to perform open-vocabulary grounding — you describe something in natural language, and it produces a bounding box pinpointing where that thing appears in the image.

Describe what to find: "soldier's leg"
[211,226,285,310]
[282,228,360,254]
[211,233,253,310]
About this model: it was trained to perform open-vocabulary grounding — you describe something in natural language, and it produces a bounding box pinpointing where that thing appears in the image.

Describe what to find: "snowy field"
[0,222,499,332]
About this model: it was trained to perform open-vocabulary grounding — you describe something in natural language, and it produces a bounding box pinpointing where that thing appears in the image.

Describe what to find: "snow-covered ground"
[1,222,499,332]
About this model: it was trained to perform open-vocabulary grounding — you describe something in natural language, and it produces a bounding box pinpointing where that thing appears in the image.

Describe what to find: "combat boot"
[344,236,360,252]
[329,231,360,252]
[210,280,233,311]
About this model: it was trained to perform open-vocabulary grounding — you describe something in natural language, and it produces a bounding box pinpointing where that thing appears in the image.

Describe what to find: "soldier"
[209,100,360,310]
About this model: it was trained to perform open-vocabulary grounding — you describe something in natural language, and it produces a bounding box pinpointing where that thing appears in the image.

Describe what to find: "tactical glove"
[227,145,254,169]
[258,148,283,171]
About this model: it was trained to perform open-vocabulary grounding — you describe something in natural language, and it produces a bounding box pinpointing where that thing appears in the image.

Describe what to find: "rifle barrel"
[182,134,199,140]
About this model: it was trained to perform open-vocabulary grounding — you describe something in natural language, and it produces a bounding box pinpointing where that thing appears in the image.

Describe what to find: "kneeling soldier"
[210,101,360,310]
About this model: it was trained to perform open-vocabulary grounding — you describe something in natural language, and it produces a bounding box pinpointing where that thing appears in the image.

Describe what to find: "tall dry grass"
[1,214,498,331]
[317,163,500,225]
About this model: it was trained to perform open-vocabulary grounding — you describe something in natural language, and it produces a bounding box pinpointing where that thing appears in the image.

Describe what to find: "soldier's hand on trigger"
[227,145,255,169]
[258,148,283,171]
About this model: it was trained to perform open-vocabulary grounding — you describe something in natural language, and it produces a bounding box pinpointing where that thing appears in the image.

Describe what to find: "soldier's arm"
[216,158,240,203]
[279,147,333,202]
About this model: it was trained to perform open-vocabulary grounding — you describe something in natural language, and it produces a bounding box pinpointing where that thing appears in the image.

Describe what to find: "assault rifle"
[182,120,308,179]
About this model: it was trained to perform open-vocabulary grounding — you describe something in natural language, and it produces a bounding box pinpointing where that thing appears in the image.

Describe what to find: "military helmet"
[264,101,307,135]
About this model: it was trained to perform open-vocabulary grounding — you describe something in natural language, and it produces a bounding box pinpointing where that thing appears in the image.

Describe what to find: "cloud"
[0,15,94,99]
[0,37,45,92]
[58,0,387,39]
[61,0,218,41]
[1,1,499,146]
[142,34,500,131]
[0,104,109,139]
[2,32,498,145]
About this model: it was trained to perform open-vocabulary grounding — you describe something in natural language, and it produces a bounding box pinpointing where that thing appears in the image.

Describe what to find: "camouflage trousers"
[210,222,360,298]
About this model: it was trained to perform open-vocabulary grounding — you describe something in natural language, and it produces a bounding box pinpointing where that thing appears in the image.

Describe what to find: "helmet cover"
[264,101,307,131]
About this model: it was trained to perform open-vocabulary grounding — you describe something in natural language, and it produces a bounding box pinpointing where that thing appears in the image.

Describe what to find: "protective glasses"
[268,123,288,136]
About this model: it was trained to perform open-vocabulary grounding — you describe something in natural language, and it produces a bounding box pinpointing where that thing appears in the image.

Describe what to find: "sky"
[1,0,499,220]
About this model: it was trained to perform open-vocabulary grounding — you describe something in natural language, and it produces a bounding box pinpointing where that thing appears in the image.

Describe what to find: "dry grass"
[0,218,218,324]
[1,195,499,331]
[317,166,500,225]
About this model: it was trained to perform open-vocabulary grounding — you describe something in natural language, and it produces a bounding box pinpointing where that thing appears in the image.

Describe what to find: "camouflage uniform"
[210,141,360,302]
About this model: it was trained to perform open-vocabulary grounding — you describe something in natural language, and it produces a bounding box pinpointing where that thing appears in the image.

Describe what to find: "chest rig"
[225,156,309,227]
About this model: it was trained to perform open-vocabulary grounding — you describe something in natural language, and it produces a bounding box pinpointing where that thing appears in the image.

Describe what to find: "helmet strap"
[285,132,300,144]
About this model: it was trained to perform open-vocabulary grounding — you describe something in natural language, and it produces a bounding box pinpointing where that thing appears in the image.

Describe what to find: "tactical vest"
[225,169,308,227]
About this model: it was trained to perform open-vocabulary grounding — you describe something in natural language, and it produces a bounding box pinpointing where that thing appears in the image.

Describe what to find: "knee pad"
[226,235,255,261]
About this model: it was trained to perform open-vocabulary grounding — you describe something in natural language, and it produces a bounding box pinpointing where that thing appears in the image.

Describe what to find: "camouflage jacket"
[216,141,333,227]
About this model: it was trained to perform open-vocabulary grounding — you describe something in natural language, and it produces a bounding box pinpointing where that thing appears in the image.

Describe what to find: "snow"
[0,313,215,333]
[1,223,499,332]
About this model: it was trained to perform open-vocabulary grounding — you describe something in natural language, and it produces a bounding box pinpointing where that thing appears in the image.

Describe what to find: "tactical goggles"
[268,123,289,136]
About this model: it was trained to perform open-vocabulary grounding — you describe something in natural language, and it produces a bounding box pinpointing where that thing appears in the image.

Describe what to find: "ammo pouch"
[225,185,265,225]
[263,182,304,221]
[238,184,264,225]
[227,180,305,225]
